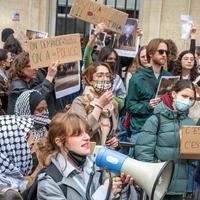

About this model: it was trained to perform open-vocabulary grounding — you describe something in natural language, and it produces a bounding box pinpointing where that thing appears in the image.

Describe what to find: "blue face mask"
[175,97,193,111]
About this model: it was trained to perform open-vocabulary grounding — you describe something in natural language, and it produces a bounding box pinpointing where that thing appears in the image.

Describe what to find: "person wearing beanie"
[1,28,14,42]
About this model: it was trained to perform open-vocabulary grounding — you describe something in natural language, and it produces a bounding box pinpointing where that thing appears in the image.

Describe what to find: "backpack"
[21,163,67,200]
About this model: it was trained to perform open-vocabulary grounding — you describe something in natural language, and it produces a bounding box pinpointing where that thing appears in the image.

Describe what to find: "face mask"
[105,37,112,47]
[93,80,112,93]
[175,97,193,111]
[34,111,49,126]
[106,61,116,73]
[68,151,86,167]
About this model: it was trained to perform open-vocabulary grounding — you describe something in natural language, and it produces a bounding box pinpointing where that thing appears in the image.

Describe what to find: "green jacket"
[126,67,171,133]
[135,101,195,195]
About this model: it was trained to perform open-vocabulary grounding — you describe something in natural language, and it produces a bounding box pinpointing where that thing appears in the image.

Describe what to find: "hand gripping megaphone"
[96,147,174,200]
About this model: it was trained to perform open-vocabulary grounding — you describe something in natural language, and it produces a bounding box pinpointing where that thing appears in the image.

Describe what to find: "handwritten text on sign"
[180,126,200,159]
[69,0,128,34]
[28,34,82,69]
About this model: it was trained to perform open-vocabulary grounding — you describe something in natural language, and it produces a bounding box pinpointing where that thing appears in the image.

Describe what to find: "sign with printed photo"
[155,76,180,98]
[55,61,81,99]
[26,30,48,40]
[114,18,138,57]
[90,28,107,48]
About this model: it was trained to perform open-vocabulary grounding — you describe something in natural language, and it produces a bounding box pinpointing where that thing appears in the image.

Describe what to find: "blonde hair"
[36,112,89,166]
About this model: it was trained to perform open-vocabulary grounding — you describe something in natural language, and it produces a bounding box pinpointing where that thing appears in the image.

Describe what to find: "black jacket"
[7,77,54,115]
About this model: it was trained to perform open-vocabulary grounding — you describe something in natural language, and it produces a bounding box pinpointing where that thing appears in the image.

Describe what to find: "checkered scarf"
[14,90,48,140]
[0,115,33,184]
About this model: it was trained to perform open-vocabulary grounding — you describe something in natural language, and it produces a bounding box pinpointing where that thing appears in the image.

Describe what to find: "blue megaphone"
[95,147,174,200]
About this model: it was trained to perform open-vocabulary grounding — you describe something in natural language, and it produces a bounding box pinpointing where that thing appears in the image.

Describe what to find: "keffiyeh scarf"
[0,115,33,190]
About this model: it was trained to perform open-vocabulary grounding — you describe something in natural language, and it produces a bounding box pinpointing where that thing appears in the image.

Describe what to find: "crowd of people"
[0,21,200,200]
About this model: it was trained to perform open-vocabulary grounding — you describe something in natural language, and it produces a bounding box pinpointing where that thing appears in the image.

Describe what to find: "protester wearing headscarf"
[0,115,34,192]
[14,90,49,140]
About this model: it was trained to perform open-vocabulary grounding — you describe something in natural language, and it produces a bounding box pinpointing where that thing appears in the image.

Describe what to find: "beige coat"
[69,95,119,145]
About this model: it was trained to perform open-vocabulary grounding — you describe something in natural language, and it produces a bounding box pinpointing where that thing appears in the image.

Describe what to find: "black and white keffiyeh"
[14,90,49,140]
[0,115,33,187]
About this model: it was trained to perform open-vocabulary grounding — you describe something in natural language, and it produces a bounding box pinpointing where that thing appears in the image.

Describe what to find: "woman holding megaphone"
[36,112,136,200]
[135,79,196,200]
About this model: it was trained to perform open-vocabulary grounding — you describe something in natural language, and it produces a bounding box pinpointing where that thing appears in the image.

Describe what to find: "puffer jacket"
[135,101,195,195]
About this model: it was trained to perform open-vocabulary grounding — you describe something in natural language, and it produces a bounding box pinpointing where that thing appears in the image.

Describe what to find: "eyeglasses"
[182,57,195,62]
[157,49,169,56]
[94,72,112,79]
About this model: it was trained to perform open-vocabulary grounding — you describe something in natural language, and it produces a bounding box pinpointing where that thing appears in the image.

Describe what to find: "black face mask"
[105,38,112,47]
[68,151,86,167]
[106,61,117,74]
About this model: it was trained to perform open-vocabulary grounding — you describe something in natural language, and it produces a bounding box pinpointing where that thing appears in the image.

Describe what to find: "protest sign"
[155,76,180,98]
[26,30,48,40]
[27,34,82,69]
[55,61,80,99]
[90,28,107,48]
[180,15,193,39]
[180,126,200,159]
[114,18,138,57]
[69,0,128,34]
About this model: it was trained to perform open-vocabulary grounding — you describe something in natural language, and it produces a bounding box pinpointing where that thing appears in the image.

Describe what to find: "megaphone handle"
[105,176,113,200]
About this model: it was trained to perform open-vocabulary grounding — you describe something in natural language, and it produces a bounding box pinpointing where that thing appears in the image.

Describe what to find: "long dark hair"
[0,49,7,61]
[8,51,30,83]
[98,47,118,62]
[172,50,198,81]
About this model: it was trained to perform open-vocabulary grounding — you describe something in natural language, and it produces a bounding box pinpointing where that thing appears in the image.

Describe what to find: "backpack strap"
[45,163,68,198]
[21,163,67,200]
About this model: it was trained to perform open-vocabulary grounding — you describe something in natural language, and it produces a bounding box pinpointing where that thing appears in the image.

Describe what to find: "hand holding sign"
[46,61,60,82]
[94,23,106,35]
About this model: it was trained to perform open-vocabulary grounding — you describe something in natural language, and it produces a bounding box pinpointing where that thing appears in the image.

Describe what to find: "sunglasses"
[157,49,169,56]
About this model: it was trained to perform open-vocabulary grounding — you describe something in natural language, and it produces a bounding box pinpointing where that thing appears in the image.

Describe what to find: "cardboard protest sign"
[69,0,128,34]
[180,126,200,159]
[156,76,180,98]
[55,61,80,99]
[27,34,82,69]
